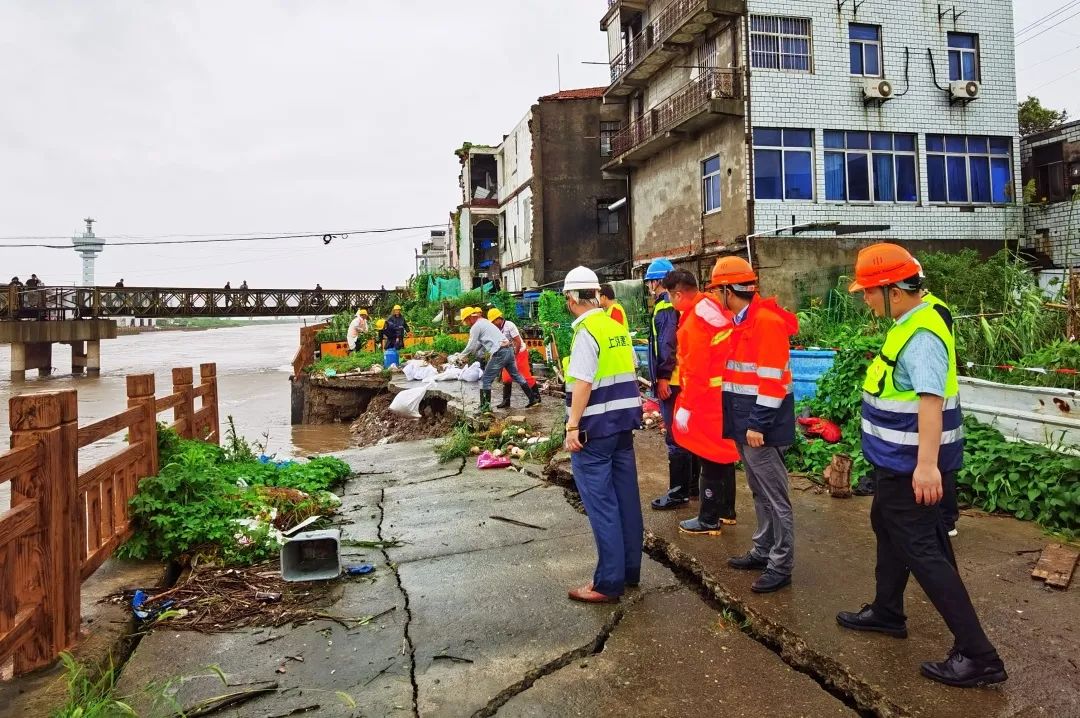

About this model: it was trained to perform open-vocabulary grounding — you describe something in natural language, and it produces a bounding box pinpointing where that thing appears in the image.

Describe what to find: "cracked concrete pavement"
[113,437,862,717]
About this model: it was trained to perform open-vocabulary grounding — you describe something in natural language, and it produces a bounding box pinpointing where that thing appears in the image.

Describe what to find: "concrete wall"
[746,0,1022,243]
[498,112,536,291]
[752,236,1007,311]
[533,98,632,287]
[630,120,748,262]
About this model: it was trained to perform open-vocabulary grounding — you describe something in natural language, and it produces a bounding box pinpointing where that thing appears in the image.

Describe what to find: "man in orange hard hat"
[710,255,799,593]
[661,269,740,535]
[837,243,1006,688]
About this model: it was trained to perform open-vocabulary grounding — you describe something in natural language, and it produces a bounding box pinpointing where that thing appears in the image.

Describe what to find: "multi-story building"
[1021,119,1080,271]
[416,229,451,274]
[454,88,632,292]
[600,0,748,277]
[599,0,1022,304]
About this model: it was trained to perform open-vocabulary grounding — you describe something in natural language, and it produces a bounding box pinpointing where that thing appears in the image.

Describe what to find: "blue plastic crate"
[790,349,837,403]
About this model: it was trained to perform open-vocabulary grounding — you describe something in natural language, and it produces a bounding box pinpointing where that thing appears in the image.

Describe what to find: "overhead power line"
[1016,0,1080,36]
[0,223,447,249]
[1018,7,1080,45]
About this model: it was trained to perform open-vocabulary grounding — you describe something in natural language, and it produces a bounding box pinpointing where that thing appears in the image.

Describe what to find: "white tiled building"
[745,0,1023,243]
[1021,119,1080,270]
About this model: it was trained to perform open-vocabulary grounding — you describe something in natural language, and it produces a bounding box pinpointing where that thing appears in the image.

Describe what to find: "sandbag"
[460,362,483,382]
[434,365,463,382]
[388,385,428,418]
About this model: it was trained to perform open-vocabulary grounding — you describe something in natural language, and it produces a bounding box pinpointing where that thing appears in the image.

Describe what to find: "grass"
[52,654,137,718]
[307,350,386,376]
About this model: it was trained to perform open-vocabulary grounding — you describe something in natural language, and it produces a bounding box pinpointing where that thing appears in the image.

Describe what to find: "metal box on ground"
[281,529,341,582]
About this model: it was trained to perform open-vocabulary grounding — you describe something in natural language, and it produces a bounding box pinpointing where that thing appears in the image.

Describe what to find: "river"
[0,322,354,509]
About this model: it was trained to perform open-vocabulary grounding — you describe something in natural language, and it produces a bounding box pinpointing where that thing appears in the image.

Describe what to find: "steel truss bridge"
[2,285,393,320]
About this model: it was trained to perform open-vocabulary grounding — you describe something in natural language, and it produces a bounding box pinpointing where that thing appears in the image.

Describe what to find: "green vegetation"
[52,654,137,718]
[789,250,1079,533]
[308,349,385,376]
[1017,95,1069,137]
[158,318,279,329]
[118,424,351,565]
[436,419,565,464]
[538,290,574,359]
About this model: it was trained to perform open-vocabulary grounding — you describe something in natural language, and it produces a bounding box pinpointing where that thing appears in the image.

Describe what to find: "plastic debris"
[346,563,375,576]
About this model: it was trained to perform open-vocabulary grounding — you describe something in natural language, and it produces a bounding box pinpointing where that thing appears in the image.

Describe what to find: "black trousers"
[697,457,736,526]
[870,468,997,660]
[941,470,959,531]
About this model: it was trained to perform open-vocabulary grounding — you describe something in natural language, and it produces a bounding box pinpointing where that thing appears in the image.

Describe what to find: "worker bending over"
[460,307,538,413]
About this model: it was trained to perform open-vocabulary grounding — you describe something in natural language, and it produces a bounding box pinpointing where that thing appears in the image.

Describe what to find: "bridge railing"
[0,363,219,677]
[1,285,395,320]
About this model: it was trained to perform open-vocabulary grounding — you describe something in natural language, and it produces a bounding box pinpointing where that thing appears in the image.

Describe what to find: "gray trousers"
[740,444,794,576]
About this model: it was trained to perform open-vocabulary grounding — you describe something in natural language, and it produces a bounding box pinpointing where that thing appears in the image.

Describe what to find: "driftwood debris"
[1031,543,1079,589]
[823,453,853,499]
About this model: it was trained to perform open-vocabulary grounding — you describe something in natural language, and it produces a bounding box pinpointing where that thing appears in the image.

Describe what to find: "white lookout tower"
[72,217,105,286]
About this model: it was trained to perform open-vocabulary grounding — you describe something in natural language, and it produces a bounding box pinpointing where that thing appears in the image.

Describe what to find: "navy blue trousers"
[570,430,643,597]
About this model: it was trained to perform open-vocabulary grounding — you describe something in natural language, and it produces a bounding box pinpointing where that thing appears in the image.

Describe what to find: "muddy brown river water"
[0,322,354,509]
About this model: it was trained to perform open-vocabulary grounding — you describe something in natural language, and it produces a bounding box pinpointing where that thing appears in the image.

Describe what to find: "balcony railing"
[610,69,741,158]
[609,0,710,84]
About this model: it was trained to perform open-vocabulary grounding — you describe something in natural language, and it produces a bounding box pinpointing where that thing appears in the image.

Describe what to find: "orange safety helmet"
[847,243,922,293]
[709,255,758,290]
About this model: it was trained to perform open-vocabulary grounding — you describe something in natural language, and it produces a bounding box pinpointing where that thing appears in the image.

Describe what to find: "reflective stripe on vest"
[651,298,680,386]
[565,311,642,438]
[861,303,964,474]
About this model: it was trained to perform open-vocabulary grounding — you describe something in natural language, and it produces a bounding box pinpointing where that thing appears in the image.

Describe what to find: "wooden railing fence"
[0,363,219,677]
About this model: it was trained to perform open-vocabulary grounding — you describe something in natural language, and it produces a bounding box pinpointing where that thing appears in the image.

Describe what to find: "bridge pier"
[2,321,116,380]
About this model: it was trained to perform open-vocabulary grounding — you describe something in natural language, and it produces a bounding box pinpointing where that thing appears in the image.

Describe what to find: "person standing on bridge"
[385,305,409,350]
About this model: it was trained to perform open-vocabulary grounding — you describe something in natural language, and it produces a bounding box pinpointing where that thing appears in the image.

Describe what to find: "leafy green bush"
[308,350,385,375]
[958,417,1079,533]
[538,290,573,359]
[120,428,351,564]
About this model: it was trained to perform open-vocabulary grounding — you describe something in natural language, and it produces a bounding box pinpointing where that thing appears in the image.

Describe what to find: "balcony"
[601,0,648,31]
[605,69,743,169]
[606,0,745,99]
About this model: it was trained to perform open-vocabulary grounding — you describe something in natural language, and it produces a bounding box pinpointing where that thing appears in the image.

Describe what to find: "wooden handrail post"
[171,367,195,440]
[9,390,80,673]
[199,363,220,444]
[127,373,157,478]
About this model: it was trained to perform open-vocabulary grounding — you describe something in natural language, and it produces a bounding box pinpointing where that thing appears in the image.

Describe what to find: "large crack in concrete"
[378,486,420,718]
[643,532,905,718]
[470,586,679,718]
[408,457,467,485]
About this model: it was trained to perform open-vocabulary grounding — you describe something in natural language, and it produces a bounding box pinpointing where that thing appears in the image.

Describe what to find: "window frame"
[596,200,620,235]
[702,155,722,214]
[947,32,980,82]
[824,131,918,204]
[848,23,883,78]
[599,121,621,157]
[750,15,813,73]
[1032,142,1068,203]
[926,134,1013,206]
[752,127,815,201]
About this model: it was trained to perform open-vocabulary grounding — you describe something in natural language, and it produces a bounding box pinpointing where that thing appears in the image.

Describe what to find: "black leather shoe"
[727,552,768,571]
[920,650,1007,688]
[751,569,791,593]
[651,493,689,510]
[836,604,908,638]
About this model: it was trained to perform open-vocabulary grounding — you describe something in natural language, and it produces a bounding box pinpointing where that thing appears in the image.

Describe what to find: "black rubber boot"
[690,455,701,499]
[524,384,541,408]
[650,453,693,509]
[479,389,492,414]
[496,384,512,409]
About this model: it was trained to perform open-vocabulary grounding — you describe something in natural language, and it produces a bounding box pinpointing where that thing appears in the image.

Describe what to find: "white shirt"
[347,317,363,350]
[566,309,601,384]
[499,319,524,354]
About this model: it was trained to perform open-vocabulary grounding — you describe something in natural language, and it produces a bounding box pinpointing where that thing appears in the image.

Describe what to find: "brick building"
[1021,119,1080,271]
[453,89,631,291]
[598,0,1022,305]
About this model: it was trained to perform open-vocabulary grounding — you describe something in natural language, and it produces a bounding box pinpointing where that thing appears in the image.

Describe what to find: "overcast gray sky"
[0,1,1075,290]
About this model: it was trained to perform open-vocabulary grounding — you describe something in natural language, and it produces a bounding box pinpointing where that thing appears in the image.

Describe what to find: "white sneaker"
[948,528,958,538]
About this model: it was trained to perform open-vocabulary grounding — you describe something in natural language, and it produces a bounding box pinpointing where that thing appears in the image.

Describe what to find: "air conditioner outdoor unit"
[862,78,894,101]
[950,80,980,101]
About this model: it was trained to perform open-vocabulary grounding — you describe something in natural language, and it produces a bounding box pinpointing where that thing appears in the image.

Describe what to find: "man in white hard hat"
[562,266,644,603]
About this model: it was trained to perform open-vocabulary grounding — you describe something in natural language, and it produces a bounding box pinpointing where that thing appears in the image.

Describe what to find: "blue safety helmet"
[644,258,675,281]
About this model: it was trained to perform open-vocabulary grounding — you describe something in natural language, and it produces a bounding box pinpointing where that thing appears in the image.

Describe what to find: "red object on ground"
[642,399,661,414]
[798,416,842,444]
[476,451,512,470]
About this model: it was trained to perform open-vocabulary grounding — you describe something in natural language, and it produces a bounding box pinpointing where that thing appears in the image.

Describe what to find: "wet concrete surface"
[498,588,858,718]
[632,430,1080,718]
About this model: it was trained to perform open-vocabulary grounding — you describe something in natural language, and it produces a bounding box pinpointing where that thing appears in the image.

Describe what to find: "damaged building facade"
[1021,119,1080,273]
[598,0,1021,304]
[453,89,631,292]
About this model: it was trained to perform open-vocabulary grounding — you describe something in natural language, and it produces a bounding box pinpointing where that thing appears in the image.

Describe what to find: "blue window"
[948,33,979,82]
[702,155,722,214]
[849,24,882,77]
[926,134,1013,205]
[754,127,814,200]
[751,15,813,72]
[824,130,917,203]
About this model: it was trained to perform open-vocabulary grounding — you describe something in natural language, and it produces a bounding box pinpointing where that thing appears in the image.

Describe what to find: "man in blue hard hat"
[644,258,697,510]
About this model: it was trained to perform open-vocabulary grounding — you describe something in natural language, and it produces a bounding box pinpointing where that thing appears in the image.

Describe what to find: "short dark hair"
[718,285,755,301]
[661,270,698,292]
[599,284,616,301]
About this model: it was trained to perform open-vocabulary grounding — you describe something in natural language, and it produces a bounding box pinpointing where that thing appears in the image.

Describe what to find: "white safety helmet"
[563,266,601,293]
